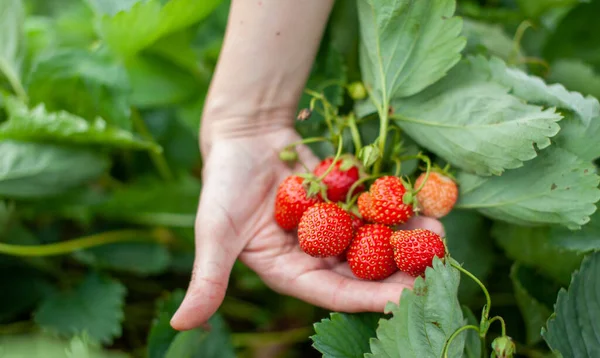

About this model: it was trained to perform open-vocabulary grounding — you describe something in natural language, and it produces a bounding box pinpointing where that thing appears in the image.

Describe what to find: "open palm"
[170,127,445,330]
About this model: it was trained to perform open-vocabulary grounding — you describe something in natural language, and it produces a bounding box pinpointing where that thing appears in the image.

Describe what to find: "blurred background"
[0,0,599,357]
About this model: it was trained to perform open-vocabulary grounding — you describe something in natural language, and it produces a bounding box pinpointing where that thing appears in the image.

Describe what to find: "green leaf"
[457,146,600,229]
[542,251,600,357]
[511,264,553,345]
[516,0,587,18]
[27,49,131,129]
[126,53,202,107]
[146,30,204,76]
[441,209,494,301]
[34,273,127,345]
[357,0,465,106]
[366,258,465,358]
[392,55,562,176]
[492,223,583,285]
[0,200,13,229]
[311,312,381,357]
[86,0,141,16]
[72,242,171,276]
[98,0,222,58]
[148,290,185,358]
[543,1,600,68]
[480,56,600,162]
[548,210,600,253]
[164,314,236,358]
[0,140,109,198]
[94,175,200,228]
[547,59,600,100]
[0,333,128,358]
[0,96,161,152]
[0,262,53,323]
[0,0,25,99]
[461,306,481,358]
[65,333,126,358]
[461,18,520,61]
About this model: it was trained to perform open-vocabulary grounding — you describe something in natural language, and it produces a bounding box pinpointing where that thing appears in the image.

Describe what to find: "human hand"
[170,121,445,331]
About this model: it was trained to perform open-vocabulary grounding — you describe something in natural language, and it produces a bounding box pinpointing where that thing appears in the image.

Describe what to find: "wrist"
[200,103,296,156]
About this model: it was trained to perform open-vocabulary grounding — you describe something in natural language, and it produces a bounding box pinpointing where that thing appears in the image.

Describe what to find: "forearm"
[201,0,334,146]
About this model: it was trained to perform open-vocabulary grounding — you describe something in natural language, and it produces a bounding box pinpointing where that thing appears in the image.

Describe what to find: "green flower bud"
[348,82,367,100]
[491,336,516,358]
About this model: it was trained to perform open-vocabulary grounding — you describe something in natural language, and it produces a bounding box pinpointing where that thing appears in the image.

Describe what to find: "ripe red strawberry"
[414,172,458,218]
[369,176,414,226]
[357,192,375,222]
[390,229,446,277]
[297,203,353,257]
[274,175,322,230]
[347,224,397,280]
[313,156,364,202]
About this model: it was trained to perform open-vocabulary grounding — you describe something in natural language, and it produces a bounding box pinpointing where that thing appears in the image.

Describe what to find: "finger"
[170,192,244,331]
[282,269,413,313]
[399,216,445,237]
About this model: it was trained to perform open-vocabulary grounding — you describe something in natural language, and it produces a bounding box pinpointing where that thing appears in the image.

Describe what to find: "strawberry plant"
[1,0,600,357]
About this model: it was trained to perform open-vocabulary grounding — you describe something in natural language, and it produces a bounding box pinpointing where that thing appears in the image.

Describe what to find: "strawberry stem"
[392,157,402,177]
[488,316,507,337]
[316,138,344,182]
[132,109,173,181]
[372,103,389,176]
[285,137,331,149]
[344,174,382,206]
[347,112,363,156]
[441,325,480,358]
[451,262,492,322]
[413,153,432,195]
[508,20,533,66]
[305,88,340,142]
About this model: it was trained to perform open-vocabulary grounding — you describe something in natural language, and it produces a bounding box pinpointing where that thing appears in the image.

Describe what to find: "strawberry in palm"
[368,176,414,226]
[390,229,446,277]
[414,171,458,219]
[312,155,364,202]
[297,203,354,257]
[347,224,397,280]
[274,175,322,230]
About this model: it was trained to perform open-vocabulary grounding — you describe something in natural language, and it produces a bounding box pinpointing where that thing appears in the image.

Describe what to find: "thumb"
[170,194,242,331]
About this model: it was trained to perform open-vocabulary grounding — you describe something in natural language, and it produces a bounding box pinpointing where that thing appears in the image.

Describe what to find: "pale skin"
[170,0,445,331]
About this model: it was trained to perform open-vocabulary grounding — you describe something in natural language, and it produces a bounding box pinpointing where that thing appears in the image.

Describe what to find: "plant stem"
[286,137,331,148]
[373,104,390,175]
[106,212,196,228]
[317,79,345,91]
[347,113,363,156]
[412,154,432,194]
[392,158,402,177]
[488,316,507,336]
[509,20,533,65]
[316,138,344,181]
[230,327,313,348]
[0,59,28,102]
[441,325,480,358]
[305,89,337,139]
[451,262,492,322]
[0,230,160,257]
[344,174,383,205]
[131,109,173,181]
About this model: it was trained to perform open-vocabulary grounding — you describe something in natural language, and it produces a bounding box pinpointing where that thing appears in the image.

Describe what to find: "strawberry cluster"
[274,155,458,279]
